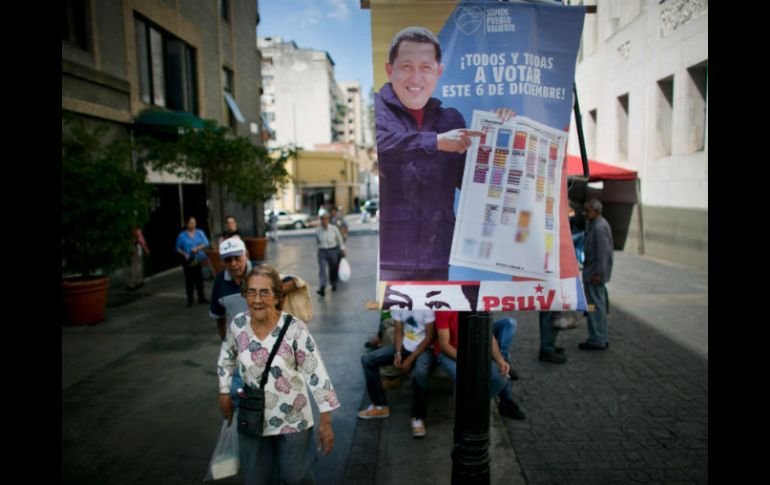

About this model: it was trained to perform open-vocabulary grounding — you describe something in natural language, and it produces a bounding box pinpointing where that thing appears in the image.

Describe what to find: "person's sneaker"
[357,404,390,419]
[316,287,326,297]
[578,341,609,351]
[539,351,567,364]
[498,400,526,420]
[411,418,426,438]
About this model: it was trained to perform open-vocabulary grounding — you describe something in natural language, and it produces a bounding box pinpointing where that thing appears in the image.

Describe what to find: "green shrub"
[62,118,151,278]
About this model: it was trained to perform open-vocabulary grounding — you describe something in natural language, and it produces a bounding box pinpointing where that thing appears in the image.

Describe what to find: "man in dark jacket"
[578,199,614,350]
[377,25,519,282]
[376,26,481,281]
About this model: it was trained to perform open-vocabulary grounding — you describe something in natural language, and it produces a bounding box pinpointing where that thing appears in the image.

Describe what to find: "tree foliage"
[62,118,151,277]
[138,119,295,213]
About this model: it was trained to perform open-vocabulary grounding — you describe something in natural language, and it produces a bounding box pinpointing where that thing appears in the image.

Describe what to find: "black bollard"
[452,311,491,485]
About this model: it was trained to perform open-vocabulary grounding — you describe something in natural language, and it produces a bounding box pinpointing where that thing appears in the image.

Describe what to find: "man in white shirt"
[358,309,436,438]
[315,212,346,296]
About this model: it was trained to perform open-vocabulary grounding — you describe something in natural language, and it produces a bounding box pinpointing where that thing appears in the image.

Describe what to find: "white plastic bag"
[338,257,352,282]
[204,412,240,481]
[552,311,579,330]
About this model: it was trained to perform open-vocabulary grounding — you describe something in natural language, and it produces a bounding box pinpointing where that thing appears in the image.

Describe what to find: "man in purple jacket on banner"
[376,26,512,281]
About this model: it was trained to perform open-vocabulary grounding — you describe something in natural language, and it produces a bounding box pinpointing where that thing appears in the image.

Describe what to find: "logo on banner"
[454,6,484,35]
[455,5,517,36]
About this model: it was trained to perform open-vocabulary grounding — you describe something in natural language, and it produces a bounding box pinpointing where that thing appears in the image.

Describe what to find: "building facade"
[338,80,366,148]
[258,36,343,149]
[271,149,360,216]
[568,0,708,270]
[259,36,377,215]
[62,0,263,276]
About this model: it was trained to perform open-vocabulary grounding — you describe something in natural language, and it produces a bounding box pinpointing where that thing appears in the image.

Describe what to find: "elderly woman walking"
[217,264,340,484]
[175,216,211,306]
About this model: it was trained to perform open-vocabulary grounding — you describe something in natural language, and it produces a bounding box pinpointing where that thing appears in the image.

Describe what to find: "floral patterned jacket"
[217,312,340,436]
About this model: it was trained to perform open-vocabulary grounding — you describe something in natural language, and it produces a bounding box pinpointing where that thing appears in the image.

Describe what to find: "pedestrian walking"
[578,199,614,350]
[217,265,340,484]
[314,212,345,296]
[175,216,211,307]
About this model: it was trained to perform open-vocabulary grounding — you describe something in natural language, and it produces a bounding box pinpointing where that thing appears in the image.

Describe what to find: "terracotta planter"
[243,237,267,262]
[205,249,224,275]
[62,276,111,325]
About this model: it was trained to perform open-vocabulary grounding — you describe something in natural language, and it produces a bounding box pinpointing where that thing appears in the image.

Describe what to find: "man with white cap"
[209,237,251,340]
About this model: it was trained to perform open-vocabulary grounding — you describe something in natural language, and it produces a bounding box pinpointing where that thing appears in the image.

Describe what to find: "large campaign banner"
[371,0,586,312]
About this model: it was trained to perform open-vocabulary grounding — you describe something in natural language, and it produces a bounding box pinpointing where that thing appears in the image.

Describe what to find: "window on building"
[223,67,234,93]
[617,93,629,162]
[62,0,89,51]
[220,0,230,22]
[222,67,238,129]
[166,38,197,112]
[135,16,198,113]
[686,61,708,153]
[656,76,674,157]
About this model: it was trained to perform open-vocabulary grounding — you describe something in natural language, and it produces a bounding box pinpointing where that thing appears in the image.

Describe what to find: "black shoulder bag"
[237,314,293,437]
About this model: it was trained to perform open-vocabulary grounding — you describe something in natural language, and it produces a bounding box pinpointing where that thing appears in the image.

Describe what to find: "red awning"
[566,154,637,182]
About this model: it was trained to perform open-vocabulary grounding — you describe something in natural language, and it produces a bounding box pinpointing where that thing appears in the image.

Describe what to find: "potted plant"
[139,117,294,261]
[62,118,151,325]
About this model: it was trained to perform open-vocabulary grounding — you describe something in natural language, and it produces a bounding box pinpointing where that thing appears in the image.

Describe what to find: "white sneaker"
[411,418,426,438]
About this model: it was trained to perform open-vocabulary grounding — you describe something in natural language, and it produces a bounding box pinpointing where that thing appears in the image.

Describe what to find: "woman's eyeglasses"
[245,288,273,299]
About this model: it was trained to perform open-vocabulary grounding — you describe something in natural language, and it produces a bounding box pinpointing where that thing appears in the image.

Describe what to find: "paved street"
[501,258,708,484]
[62,225,707,484]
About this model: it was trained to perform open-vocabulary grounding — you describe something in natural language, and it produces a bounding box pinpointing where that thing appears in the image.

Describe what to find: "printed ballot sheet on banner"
[450,109,567,280]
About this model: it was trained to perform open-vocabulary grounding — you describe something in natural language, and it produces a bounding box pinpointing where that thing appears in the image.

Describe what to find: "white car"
[265,210,311,229]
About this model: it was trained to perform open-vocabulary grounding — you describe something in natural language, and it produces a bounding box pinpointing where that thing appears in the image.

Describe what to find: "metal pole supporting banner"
[452,311,492,485]
[572,83,590,180]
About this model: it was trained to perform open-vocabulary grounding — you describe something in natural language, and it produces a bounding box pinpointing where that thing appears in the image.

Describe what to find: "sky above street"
[258,0,375,98]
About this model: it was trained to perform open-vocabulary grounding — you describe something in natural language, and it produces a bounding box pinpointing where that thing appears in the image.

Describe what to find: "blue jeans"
[572,231,585,265]
[361,344,434,419]
[584,282,609,346]
[435,317,516,402]
[492,317,515,402]
[239,427,317,485]
[539,312,559,354]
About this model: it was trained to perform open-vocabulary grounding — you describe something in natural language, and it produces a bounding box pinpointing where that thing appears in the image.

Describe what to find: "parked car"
[363,199,379,216]
[265,209,312,229]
